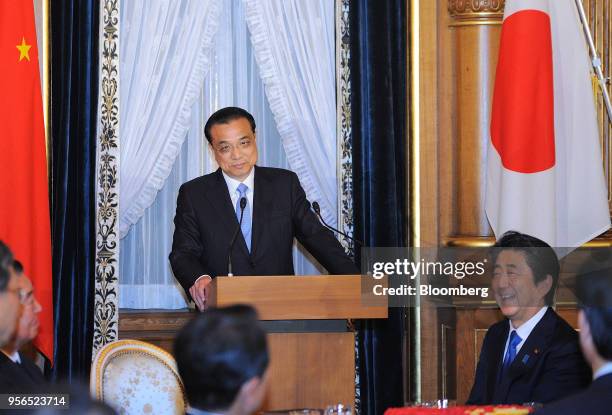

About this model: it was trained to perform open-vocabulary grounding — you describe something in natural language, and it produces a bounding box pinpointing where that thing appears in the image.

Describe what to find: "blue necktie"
[236,183,251,252]
[502,330,522,376]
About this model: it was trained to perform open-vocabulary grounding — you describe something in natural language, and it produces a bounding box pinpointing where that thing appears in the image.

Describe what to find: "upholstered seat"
[91,339,186,415]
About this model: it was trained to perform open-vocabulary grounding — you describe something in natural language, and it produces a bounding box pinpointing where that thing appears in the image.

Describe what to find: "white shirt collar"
[506,306,548,353]
[187,407,223,415]
[1,350,20,364]
[222,167,255,196]
[594,361,612,380]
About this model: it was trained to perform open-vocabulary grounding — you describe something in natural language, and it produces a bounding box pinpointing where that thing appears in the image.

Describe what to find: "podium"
[207,275,388,411]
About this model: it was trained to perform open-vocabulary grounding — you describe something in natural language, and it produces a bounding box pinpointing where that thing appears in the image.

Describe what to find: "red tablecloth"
[385,405,533,415]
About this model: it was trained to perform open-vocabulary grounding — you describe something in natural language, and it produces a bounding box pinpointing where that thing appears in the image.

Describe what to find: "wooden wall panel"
[583,0,612,206]
[414,0,504,401]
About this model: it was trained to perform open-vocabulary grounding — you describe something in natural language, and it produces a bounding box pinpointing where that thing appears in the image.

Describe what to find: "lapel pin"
[534,348,540,355]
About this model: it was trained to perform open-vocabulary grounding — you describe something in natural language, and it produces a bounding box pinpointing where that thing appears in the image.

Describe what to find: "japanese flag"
[485,0,610,248]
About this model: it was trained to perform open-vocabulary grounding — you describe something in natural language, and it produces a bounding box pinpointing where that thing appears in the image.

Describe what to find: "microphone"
[228,197,247,277]
[312,201,364,246]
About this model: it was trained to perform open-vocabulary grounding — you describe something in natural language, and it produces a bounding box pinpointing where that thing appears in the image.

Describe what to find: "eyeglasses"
[3,287,34,306]
[18,289,35,306]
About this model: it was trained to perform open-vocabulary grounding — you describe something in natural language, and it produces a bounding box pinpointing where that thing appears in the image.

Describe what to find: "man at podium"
[170,107,358,310]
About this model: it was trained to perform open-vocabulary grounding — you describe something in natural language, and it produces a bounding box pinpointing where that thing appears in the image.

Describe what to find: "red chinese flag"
[0,1,54,362]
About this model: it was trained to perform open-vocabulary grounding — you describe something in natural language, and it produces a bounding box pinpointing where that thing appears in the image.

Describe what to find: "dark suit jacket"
[0,352,46,393]
[532,373,612,415]
[467,308,590,405]
[169,166,358,294]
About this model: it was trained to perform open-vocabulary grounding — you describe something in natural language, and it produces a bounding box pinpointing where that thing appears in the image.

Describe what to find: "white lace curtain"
[119,0,335,309]
[119,0,221,238]
[245,0,338,226]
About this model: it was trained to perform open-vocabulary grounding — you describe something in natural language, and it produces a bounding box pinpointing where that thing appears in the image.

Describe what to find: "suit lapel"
[488,323,510,402]
[497,308,555,402]
[20,356,45,384]
[251,166,273,257]
[0,352,39,389]
[592,373,612,392]
[203,169,249,256]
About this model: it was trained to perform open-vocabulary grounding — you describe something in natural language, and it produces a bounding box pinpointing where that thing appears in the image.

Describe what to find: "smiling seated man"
[467,231,590,405]
[0,260,46,392]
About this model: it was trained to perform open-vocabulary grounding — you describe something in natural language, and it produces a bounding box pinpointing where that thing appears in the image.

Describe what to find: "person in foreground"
[170,106,358,310]
[0,241,21,348]
[0,260,46,392]
[174,305,269,415]
[467,231,590,405]
[533,268,612,415]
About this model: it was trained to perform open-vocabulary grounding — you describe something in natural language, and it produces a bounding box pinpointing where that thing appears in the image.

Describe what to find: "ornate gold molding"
[448,0,504,25]
[444,235,612,248]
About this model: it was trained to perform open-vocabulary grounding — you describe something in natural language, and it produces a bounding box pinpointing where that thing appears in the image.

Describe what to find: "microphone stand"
[228,197,247,277]
[312,201,364,247]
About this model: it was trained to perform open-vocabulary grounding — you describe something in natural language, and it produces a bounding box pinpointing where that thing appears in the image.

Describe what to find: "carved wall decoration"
[93,0,120,356]
[337,0,355,257]
[448,0,505,25]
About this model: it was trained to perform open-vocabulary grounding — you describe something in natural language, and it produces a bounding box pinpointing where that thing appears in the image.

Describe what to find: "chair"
[91,339,186,415]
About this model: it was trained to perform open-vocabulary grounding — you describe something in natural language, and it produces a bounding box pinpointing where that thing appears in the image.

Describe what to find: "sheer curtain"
[120,0,329,309]
[119,0,221,238]
[244,0,338,227]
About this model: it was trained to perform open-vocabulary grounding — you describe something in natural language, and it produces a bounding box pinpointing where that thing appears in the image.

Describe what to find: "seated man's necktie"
[501,330,522,378]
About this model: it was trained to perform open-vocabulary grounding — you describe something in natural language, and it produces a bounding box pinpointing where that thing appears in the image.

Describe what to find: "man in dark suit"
[467,231,590,405]
[534,269,612,415]
[0,260,46,392]
[170,107,358,310]
[175,305,269,415]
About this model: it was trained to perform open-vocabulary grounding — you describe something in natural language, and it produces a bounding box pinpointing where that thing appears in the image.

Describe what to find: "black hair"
[577,269,612,360]
[492,231,560,305]
[0,241,14,292]
[204,107,256,144]
[12,260,23,274]
[33,382,118,415]
[174,304,269,412]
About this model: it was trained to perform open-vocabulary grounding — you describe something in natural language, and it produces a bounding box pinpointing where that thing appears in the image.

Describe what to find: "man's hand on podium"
[190,275,212,311]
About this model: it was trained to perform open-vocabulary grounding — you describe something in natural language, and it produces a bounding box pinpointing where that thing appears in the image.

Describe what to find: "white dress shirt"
[1,350,21,364]
[594,361,612,380]
[194,168,256,285]
[222,167,255,220]
[503,306,549,358]
[187,407,223,415]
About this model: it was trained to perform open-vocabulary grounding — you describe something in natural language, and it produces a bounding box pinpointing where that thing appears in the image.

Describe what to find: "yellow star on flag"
[16,37,32,62]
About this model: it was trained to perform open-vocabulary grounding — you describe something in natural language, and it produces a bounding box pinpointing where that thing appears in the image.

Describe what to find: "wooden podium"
[207,275,388,411]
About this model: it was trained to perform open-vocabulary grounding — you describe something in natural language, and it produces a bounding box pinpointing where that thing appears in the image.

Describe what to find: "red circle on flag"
[491,10,555,173]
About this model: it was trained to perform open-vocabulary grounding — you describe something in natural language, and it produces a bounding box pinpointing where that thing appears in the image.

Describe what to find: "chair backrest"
[91,339,186,415]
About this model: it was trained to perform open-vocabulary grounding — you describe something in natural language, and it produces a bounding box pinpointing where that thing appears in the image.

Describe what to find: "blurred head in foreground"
[2,260,42,355]
[0,241,20,347]
[576,268,612,373]
[33,383,117,415]
[174,305,269,415]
